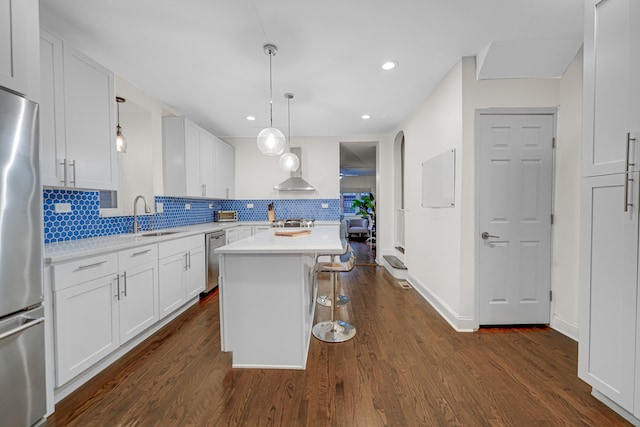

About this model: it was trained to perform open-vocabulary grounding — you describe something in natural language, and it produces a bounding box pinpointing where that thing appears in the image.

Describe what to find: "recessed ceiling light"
[246,116,256,121]
[381,61,398,71]
[361,114,371,120]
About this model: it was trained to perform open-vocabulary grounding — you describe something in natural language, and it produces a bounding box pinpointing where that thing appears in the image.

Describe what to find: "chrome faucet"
[133,195,151,233]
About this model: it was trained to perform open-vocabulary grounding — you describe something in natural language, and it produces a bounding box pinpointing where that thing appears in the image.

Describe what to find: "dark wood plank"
[46,266,631,426]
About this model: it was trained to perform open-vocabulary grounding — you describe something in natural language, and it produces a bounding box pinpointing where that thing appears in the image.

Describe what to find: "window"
[341,192,370,215]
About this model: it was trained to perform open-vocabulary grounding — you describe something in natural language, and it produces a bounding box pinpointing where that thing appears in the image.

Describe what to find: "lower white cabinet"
[117,246,159,344]
[158,235,205,319]
[237,226,253,240]
[52,253,119,386]
[53,245,159,386]
[579,173,639,412]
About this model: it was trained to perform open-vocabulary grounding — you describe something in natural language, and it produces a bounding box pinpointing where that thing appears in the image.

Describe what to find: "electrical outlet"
[156,202,164,213]
[185,203,191,210]
[321,203,329,209]
[247,203,254,209]
[54,203,72,213]
[209,203,214,209]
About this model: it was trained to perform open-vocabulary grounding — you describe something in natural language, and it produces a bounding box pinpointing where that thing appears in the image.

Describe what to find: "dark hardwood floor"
[46,261,630,426]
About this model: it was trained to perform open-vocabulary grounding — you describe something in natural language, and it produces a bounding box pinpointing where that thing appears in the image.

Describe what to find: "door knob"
[481,232,500,240]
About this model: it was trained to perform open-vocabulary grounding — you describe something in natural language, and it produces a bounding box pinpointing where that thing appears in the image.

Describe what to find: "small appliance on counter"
[271,218,315,228]
[214,210,238,222]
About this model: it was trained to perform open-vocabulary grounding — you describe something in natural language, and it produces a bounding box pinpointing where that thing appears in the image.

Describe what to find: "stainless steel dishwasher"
[204,230,226,294]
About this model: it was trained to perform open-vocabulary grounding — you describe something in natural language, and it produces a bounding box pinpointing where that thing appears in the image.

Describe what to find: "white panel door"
[579,173,638,411]
[583,0,639,177]
[54,275,119,386]
[184,120,201,197]
[199,131,216,197]
[0,0,29,95]
[119,262,159,344]
[63,44,117,190]
[477,113,554,325]
[158,253,186,319]
[39,31,66,187]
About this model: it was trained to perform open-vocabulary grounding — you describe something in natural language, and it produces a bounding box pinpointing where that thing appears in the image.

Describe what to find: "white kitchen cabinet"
[52,253,119,386]
[578,173,638,411]
[225,227,238,244]
[163,116,217,197]
[253,225,271,234]
[237,225,253,240]
[117,245,159,344]
[158,235,205,318]
[582,0,640,177]
[0,0,38,97]
[39,30,117,189]
[579,0,640,420]
[214,137,235,199]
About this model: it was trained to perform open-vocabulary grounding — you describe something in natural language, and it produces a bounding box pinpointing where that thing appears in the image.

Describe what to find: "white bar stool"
[312,244,356,343]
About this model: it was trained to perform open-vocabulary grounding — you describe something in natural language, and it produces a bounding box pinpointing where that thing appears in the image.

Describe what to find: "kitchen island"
[215,225,344,369]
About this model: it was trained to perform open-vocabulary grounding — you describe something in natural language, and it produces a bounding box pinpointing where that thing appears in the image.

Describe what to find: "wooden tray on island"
[274,229,311,237]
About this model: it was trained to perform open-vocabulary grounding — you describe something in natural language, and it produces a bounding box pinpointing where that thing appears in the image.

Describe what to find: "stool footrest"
[316,294,350,307]
[312,320,356,343]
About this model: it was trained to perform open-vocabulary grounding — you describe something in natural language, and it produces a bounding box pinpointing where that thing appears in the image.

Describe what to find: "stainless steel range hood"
[274,147,315,191]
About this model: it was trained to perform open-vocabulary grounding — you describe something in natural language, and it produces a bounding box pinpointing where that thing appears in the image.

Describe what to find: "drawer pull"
[132,249,152,256]
[77,260,108,270]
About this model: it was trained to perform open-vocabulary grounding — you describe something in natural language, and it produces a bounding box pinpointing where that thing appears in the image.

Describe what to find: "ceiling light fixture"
[279,93,300,172]
[382,60,398,71]
[362,114,371,120]
[246,115,256,121]
[115,96,127,153]
[257,44,286,156]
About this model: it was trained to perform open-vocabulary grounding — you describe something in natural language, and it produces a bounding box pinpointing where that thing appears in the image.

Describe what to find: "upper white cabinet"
[0,0,38,97]
[579,0,640,419]
[163,116,225,198]
[214,137,235,199]
[39,30,118,190]
[582,0,640,177]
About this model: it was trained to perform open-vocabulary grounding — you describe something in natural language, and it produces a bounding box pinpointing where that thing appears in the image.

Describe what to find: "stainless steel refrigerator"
[0,87,46,427]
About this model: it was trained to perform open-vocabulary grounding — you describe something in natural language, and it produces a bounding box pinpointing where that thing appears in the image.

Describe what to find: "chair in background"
[346,218,369,239]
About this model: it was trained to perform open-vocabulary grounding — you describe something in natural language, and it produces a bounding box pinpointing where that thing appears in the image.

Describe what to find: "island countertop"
[215,225,344,255]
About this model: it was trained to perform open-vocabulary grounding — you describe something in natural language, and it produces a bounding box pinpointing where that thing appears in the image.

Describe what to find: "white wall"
[400,61,464,324]
[394,53,583,333]
[224,136,341,199]
[340,175,376,194]
[550,48,583,340]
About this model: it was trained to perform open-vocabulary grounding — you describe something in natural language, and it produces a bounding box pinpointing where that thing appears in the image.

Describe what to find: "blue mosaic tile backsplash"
[43,189,340,244]
[219,199,340,222]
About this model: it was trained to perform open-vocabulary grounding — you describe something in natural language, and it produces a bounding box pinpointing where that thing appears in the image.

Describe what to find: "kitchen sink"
[139,231,179,237]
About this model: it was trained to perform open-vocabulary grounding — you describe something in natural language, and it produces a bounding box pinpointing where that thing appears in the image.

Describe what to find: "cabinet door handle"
[77,260,108,270]
[69,160,76,186]
[115,275,120,300]
[202,184,206,196]
[60,159,67,185]
[187,251,191,269]
[122,272,127,297]
[132,249,152,256]
[184,253,188,270]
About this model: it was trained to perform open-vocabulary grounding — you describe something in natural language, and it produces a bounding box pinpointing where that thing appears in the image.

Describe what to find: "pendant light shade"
[257,44,286,156]
[257,127,286,156]
[279,92,300,172]
[115,96,127,153]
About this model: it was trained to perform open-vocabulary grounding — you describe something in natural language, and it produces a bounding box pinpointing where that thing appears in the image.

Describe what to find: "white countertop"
[215,225,344,255]
[44,221,340,264]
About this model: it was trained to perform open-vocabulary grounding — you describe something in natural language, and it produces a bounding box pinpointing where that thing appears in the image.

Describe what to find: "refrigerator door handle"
[0,317,44,341]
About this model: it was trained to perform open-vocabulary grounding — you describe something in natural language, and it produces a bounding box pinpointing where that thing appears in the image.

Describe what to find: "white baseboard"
[407,274,475,332]
[550,314,578,341]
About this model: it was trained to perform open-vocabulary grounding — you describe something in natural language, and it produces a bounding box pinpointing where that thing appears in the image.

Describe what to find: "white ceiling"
[39,0,584,139]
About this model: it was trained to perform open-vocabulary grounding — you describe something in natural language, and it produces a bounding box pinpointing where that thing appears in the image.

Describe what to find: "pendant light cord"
[269,52,273,127]
[287,96,291,150]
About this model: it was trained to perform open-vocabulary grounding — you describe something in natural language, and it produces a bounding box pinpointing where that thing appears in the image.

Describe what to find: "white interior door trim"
[473,107,558,329]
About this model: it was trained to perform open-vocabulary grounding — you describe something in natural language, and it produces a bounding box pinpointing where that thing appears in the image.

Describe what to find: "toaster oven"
[214,210,238,222]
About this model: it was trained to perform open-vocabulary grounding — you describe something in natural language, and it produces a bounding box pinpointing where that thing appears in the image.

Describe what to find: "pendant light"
[115,96,127,153]
[279,92,299,172]
[257,44,286,156]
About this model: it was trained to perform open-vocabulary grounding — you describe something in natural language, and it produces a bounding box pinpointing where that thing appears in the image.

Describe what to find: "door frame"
[473,107,558,329]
